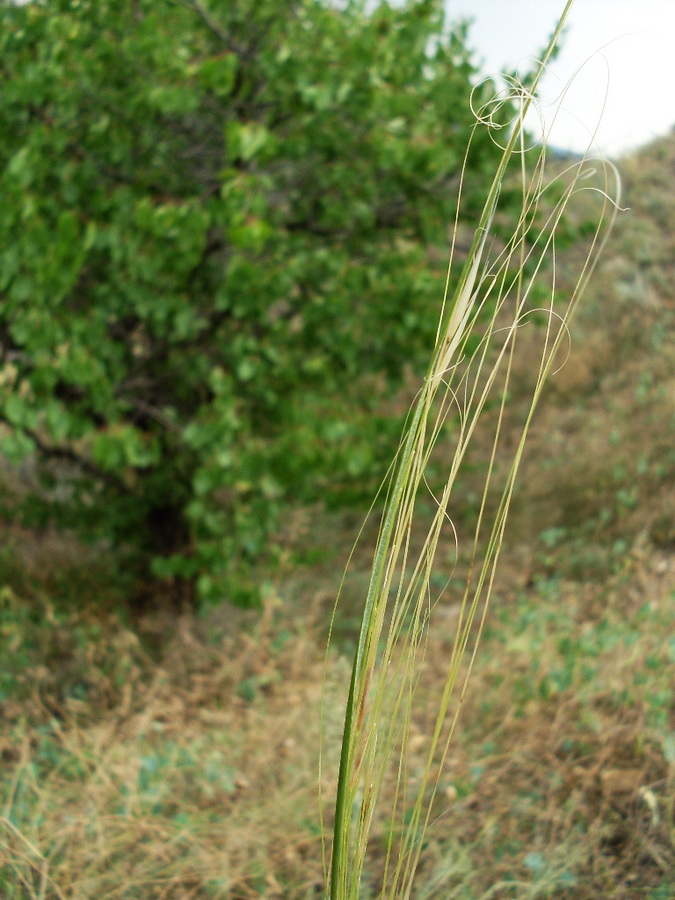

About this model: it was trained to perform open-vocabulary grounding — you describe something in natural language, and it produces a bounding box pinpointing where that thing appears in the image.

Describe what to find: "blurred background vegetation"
[0,0,520,608]
[0,0,673,898]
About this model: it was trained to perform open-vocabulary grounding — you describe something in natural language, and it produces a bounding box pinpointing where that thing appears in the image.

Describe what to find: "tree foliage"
[0,0,510,607]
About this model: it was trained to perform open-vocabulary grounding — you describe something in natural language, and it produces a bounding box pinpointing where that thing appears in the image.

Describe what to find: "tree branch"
[182,0,245,56]
[0,415,132,494]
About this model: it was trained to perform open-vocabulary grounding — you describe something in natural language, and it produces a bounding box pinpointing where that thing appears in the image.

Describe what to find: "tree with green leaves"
[0,0,510,607]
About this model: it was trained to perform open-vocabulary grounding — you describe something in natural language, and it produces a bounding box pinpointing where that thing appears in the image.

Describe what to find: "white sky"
[448,0,675,156]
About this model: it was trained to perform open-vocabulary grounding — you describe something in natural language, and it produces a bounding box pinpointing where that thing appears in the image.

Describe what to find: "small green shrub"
[0,0,517,609]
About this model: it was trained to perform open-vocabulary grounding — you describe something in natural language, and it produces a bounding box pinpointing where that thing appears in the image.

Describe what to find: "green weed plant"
[324,3,621,896]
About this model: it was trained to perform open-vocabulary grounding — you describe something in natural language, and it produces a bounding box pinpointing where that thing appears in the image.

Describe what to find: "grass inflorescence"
[323,3,625,897]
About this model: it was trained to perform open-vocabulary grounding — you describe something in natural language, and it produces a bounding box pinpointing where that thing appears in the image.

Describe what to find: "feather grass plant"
[322,2,622,897]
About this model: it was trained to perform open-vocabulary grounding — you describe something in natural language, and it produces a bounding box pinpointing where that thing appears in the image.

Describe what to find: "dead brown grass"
[1,598,335,899]
[3,535,673,898]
